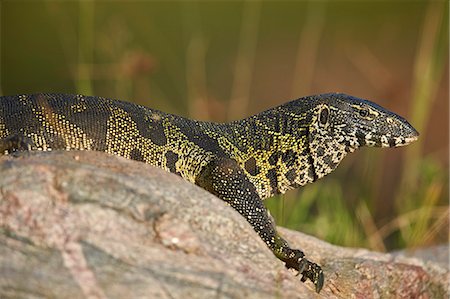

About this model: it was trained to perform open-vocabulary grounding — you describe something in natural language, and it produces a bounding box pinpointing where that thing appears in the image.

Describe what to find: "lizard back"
[0,94,220,183]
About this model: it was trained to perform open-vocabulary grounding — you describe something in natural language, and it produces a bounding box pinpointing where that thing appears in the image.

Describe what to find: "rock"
[392,245,449,270]
[0,151,448,299]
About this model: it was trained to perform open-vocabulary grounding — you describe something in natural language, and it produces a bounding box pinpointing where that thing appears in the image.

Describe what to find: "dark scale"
[130,148,145,162]
[281,149,297,167]
[0,93,419,293]
[165,151,180,175]
[244,157,259,176]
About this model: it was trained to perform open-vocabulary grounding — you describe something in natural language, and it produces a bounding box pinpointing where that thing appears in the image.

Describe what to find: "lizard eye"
[359,108,369,117]
[319,107,329,125]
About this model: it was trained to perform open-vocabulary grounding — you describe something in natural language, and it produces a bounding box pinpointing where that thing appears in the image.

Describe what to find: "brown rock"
[0,151,448,298]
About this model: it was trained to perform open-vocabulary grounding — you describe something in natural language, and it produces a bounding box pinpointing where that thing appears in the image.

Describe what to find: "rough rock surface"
[0,151,448,299]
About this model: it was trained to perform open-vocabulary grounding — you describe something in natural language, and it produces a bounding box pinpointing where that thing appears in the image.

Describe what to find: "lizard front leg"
[196,157,324,293]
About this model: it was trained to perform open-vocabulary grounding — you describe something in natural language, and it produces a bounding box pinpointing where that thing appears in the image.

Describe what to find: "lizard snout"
[361,115,419,148]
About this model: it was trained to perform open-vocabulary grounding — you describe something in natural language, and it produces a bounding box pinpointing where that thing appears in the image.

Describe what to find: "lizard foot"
[284,249,324,293]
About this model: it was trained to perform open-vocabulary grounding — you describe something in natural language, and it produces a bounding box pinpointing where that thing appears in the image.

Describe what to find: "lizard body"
[0,93,418,292]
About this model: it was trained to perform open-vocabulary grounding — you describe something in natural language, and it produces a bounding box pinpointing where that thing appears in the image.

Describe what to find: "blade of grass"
[44,1,78,84]
[76,0,94,95]
[408,182,444,246]
[376,206,448,244]
[291,1,326,97]
[228,0,260,121]
[183,2,209,120]
[356,201,386,252]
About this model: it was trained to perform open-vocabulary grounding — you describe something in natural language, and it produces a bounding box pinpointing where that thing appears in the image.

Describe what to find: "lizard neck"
[223,102,352,199]
[224,110,312,198]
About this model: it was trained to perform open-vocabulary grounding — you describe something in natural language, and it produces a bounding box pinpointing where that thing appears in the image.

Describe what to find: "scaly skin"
[0,93,419,292]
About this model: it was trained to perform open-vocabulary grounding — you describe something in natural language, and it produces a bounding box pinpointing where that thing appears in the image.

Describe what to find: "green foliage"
[266,180,369,248]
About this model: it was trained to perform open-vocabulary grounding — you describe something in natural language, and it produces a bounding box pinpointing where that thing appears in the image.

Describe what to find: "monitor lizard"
[0,93,419,293]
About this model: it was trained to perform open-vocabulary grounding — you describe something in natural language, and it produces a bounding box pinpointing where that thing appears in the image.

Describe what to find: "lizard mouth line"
[394,135,419,147]
[306,127,318,182]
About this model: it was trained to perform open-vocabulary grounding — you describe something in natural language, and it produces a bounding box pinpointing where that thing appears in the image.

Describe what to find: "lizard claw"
[297,256,308,274]
[315,270,324,293]
[285,250,324,293]
[300,258,324,293]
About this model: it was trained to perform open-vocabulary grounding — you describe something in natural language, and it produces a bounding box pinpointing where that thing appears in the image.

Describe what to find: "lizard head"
[310,93,419,150]
[303,93,419,180]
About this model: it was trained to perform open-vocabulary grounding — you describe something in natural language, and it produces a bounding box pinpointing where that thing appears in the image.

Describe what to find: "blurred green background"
[1,0,448,251]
